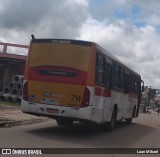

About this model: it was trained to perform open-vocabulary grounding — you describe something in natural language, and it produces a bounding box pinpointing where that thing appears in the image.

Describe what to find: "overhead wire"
[142,0,160,12]
[125,0,160,16]
[115,0,160,87]
[144,78,160,82]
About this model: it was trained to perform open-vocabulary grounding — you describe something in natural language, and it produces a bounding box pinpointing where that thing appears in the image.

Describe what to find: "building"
[0,42,29,92]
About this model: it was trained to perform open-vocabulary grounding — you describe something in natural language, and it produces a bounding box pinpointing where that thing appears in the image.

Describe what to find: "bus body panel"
[28,43,91,72]
[21,38,142,126]
[28,81,85,107]
[22,86,93,121]
[92,90,138,123]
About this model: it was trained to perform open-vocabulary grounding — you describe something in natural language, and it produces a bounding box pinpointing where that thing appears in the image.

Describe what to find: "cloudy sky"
[0,0,160,88]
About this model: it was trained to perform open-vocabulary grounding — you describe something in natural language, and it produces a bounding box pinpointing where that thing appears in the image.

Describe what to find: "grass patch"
[0,101,20,107]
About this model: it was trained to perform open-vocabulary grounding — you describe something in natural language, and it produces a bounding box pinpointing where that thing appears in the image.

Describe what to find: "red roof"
[0,53,27,61]
[0,42,29,61]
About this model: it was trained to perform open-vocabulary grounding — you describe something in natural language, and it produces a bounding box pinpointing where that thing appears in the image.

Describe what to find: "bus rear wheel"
[125,106,136,125]
[125,118,132,125]
[103,107,117,132]
[56,118,73,126]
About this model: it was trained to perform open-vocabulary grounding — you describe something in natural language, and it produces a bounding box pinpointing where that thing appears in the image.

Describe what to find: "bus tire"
[56,118,73,126]
[132,106,136,118]
[125,106,136,125]
[104,107,117,132]
[125,118,132,125]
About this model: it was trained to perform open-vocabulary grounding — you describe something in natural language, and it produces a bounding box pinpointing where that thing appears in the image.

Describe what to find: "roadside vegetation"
[0,101,20,107]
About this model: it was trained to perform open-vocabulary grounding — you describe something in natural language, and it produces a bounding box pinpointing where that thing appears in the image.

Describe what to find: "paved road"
[0,111,160,157]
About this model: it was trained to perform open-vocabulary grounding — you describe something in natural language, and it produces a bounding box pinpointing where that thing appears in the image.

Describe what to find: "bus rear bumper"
[21,99,30,112]
[21,101,93,122]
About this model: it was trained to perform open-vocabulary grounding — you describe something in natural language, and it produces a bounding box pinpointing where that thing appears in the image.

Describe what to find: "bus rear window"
[28,66,87,85]
[95,52,105,85]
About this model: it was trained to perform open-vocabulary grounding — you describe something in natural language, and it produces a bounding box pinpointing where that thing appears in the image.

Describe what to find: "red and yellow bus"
[21,38,143,131]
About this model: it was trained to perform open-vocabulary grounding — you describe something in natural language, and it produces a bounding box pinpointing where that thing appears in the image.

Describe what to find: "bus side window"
[129,74,137,94]
[112,64,116,88]
[134,76,141,94]
[104,62,112,89]
[138,78,141,94]
[120,68,124,90]
[112,64,121,89]
[124,71,129,93]
[129,74,133,92]
[134,77,138,94]
[96,52,105,85]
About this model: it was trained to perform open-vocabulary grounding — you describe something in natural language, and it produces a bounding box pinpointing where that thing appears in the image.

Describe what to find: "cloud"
[34,0,89,39]
[0,0,88,43]
[1,0,160,88]
[77,17,160,88]
[0,0,52,30]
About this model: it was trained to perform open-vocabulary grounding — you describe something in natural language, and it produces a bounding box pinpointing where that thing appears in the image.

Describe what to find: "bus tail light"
[81,87,90,107]
[23,81,28,101]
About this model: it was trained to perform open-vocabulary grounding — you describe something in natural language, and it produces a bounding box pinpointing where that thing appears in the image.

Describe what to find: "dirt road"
[0,110,160,157]
[0,105,49,127]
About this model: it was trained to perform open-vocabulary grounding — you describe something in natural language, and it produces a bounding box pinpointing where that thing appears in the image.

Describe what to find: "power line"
[142,0,160,12]
[125,0,160,16]
[145,78,160,81]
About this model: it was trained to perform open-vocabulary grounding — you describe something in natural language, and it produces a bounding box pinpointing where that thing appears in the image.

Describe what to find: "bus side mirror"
[141,80,144,92]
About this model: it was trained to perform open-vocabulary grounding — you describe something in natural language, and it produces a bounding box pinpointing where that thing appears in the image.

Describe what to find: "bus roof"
[31,38,92,47]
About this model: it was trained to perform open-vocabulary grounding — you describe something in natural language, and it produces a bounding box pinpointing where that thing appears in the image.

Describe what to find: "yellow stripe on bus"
[28,43,91,72]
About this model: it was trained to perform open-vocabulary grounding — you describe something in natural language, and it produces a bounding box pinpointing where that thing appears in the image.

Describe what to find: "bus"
[21,37,144,131]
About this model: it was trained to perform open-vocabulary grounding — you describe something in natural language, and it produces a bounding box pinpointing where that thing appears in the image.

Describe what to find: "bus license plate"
[41,98,59,105]
[46,108,59,114]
